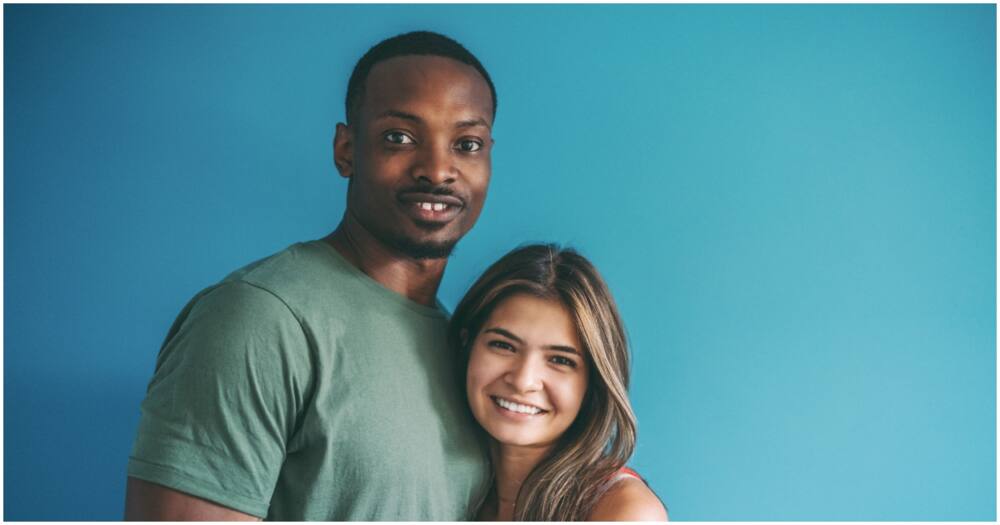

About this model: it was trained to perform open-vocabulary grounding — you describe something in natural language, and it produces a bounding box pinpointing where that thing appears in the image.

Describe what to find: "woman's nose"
[505,355,543,393]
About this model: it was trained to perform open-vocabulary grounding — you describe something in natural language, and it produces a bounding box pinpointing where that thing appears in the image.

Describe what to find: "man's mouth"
[398,192,464,224]
[415,202,451,212]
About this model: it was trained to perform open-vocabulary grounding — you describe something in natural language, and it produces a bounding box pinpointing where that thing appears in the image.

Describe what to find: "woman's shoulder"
[588,470,668,522]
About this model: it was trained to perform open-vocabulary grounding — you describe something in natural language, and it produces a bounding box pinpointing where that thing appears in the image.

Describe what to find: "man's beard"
[386,230,459,260]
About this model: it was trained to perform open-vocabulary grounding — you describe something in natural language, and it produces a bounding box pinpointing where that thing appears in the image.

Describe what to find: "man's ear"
[333,123,353,178]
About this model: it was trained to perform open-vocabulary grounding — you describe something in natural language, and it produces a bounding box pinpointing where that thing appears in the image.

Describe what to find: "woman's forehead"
[482,294,582,351]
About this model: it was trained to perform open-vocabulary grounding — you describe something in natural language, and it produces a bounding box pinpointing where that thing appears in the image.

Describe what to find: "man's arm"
[126,281,312,520]
[124,477,260,521]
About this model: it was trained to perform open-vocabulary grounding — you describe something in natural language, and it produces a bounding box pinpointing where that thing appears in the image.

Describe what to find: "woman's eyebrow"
[484,327,522,343]
[544,345,580,355]
[484,327,580,355]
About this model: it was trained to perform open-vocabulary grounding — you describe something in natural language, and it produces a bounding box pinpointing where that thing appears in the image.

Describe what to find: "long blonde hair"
[449,244,638,521]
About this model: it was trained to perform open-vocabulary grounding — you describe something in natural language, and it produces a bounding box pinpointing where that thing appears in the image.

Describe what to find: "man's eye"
[384,131,414,144]
[488,340,514,352]
[456,139,482,152]
[550,356,577,368]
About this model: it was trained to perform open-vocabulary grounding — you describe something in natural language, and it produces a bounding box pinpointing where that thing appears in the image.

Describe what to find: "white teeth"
[494,397,542,415]
[417,202,448,212]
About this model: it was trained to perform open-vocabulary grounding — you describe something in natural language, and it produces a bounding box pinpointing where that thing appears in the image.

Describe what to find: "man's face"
[337,55,494,259]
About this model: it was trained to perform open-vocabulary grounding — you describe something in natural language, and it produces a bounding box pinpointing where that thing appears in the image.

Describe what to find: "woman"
[449,244,668,521]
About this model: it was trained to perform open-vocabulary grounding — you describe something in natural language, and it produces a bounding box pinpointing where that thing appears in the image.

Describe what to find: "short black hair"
[344,31,497,126]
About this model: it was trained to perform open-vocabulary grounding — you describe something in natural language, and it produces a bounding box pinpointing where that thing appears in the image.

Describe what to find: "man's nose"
[412,143,457,185]
[505,355,543,393]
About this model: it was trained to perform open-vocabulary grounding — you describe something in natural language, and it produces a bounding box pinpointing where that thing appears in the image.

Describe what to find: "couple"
[125,31,667,521]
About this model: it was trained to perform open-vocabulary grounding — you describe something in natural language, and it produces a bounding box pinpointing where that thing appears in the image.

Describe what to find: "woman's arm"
[588,478,668,522]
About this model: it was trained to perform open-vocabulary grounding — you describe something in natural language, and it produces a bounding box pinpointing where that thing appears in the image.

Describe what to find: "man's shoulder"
[217,240,356,311]
[162,241,352,347]
[224,240,338,288]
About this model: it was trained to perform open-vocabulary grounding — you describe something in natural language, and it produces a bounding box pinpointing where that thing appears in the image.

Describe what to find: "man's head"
[334,31,497,260]
[344,31,497,128]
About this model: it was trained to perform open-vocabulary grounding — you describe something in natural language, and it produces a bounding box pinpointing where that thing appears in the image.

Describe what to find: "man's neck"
[323,216,447,308]
[489,442,553,521]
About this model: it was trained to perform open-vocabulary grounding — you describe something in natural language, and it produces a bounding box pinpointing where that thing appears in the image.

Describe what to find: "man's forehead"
[361,55,494,123]
[366,54,483,86]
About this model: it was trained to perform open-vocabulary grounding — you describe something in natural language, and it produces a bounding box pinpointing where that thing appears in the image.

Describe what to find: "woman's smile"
[491,395,548,416]
[466,293,589,449]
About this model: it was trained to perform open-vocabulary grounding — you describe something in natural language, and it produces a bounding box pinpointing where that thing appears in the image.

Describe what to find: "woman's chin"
[482,426,559,450]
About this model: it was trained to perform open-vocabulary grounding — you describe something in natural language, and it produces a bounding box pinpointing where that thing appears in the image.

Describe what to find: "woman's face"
[466,293,589,449]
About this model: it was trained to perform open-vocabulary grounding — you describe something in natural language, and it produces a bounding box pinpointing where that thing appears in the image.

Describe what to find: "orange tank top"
[612,466,643,483]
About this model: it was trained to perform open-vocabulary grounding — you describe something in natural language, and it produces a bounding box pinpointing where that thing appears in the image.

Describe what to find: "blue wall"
[4,4,995,520]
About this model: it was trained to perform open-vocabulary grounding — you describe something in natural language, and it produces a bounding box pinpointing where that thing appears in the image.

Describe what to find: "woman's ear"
[459,328,470,347]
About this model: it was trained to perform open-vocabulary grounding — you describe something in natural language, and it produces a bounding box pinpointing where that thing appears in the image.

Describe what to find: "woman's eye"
[384,131,414,145]
[488,340,514,352]
[550,355,577,368]
[456,139,482,152]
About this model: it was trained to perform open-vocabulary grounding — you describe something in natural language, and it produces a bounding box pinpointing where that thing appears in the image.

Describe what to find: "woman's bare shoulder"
[588,477,668,521]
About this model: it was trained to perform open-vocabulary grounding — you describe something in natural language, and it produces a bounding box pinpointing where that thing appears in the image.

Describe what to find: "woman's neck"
[487,442,553,521]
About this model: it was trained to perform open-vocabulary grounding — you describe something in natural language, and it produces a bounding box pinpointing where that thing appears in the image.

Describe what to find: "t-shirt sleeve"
[127,281,312,518]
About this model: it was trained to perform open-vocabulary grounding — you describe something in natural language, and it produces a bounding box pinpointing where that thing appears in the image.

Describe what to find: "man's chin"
[390,235,459,260]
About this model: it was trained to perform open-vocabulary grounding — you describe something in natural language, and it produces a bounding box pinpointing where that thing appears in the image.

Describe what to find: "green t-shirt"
[128,240,491,520]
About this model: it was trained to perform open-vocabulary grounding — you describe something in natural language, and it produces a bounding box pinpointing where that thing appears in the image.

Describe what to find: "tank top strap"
[612,466,643,483]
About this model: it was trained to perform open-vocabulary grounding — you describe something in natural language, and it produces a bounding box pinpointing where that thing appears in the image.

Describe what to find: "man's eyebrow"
[456,117,491,131]
[483,327,580,355]
[375,109,422,123]
[375,110,490,131]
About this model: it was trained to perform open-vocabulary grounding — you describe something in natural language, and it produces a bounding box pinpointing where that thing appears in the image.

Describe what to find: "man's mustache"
[397,185,465,206]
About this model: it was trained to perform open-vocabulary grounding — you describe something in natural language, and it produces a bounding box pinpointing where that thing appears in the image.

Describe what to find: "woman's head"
[449,244,637,520]
[465,292,589,449]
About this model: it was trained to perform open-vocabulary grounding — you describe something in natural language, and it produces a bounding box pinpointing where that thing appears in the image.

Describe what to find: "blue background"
[4,4,996,520]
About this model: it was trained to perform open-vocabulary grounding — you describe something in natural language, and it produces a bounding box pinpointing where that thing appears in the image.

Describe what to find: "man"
[124,31,497,520]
